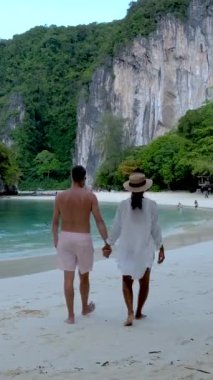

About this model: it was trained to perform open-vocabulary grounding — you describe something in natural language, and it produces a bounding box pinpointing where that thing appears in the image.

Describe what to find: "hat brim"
[123,178,153,192]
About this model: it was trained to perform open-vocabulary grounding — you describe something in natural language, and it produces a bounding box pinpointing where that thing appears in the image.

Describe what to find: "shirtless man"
[52,165,110,324]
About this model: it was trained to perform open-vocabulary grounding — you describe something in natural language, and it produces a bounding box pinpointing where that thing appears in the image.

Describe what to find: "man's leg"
[64,270,75,323]
[122,275,134,326]
[135,268,150,319]
[79,272,95,315]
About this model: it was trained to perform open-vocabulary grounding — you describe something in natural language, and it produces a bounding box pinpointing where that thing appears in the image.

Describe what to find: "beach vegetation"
[0,142,20,186]
[177,102,213,176]
[33,150,61,179]
[96,102,213,191]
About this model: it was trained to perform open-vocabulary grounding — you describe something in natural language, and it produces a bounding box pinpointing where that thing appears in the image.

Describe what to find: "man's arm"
[51,195,60,248]
[91,194,108,244]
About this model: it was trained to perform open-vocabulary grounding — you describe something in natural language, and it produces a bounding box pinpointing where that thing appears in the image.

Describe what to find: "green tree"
[0,142,20,185]
[178,102,213,142]
[117,133,193,190]
[177,102,213,176]
[33,150,61,179]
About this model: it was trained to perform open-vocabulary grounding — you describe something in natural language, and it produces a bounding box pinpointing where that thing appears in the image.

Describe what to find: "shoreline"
[2,188,213,208]
[1,223,213,278]
[1,190,213,278]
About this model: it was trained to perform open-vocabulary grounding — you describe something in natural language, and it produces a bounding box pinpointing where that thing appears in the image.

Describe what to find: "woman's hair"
[131,192,144,210]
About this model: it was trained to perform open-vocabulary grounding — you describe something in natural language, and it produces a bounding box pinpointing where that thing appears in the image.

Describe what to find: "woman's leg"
[122,275,134,326]
[135,268,150,319]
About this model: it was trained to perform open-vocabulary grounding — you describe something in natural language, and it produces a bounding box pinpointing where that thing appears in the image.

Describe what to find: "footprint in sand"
[0,313,13,321]
[16,309,48,317]
[167,272,175,277]
[180,339,194,345]
[5,369,23,376]
[197,290,209,295]
[205,335,213,342]
[39,333,62,344]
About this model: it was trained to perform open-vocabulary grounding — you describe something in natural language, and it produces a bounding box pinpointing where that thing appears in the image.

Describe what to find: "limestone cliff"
[0,93,25,147]
[75,0,213,184]
[0,93,24,194]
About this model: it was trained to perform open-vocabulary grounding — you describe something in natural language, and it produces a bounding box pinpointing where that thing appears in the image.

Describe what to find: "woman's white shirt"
[108,197,162,279]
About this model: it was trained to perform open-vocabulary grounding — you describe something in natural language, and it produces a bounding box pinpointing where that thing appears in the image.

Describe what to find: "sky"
[0,0,131,40]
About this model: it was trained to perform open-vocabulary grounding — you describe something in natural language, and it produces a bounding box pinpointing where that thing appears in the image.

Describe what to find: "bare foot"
[82,301,95,316]
[65,316,75,324]
[124,313,134,327]
[135,313,147,320]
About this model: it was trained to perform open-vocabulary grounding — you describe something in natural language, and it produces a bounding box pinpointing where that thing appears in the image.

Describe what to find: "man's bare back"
[56,187,94,233]
[52,183,108,248]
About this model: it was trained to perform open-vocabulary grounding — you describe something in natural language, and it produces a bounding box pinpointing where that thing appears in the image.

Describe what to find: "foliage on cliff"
[0,0,190,188]
[0,143,20,186]
[115,0,190,45]
[95,102,213,191]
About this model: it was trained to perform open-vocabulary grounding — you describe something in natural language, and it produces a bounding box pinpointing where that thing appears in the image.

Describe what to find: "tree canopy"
[95,102,213,191]
[0,142,20,186]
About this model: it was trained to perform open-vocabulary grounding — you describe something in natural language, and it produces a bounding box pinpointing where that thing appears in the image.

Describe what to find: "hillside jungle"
[1,0,212,192]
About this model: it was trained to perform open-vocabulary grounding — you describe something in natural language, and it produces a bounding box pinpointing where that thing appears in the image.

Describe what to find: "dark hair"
[131,192,144,210]
[133,167,144,173]
[72,165,86,182]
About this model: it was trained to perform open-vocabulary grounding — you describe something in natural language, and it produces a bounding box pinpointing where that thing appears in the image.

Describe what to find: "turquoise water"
[0,199,213,260]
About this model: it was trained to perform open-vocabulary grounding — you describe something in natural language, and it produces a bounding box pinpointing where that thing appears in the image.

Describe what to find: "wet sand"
[0,247,108,279]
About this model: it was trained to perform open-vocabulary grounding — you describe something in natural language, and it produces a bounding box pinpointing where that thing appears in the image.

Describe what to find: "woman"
[103,172,165,326]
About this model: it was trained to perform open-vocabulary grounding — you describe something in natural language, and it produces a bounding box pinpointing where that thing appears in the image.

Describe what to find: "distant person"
[204,189,209,198]
[52,165,110,324]
[177,202,183,210]
[102,172,165,326]
[194,200,198,209]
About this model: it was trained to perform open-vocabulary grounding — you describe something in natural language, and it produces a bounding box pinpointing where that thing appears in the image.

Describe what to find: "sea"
[0,198,213,260]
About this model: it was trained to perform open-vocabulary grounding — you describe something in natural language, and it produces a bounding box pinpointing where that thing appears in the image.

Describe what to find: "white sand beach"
[8,189,213,209]
[0,191,213,379]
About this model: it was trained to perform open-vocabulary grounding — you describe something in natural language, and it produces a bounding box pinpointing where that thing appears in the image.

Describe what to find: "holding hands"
[102,242,112,258]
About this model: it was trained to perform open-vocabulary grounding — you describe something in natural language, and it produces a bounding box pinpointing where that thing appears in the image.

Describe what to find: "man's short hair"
[72,165,86,182]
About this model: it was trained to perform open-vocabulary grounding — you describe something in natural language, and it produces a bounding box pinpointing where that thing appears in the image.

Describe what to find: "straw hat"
[123,172,153,192]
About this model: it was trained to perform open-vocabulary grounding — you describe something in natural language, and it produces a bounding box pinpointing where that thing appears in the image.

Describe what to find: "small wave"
[0,247,54,260]
[33,223,50,228]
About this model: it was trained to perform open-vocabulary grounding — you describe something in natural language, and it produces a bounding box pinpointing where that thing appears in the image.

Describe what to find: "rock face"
[75,0,213,184]
[0,93,25,147]
[0,93,24,194]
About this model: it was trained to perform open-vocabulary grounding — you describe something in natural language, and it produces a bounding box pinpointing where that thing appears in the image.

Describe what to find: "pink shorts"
[57,231,94,274]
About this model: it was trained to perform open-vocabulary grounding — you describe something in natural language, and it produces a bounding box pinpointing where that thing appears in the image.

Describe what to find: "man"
[102,172,165,326]
[52,165,110,324]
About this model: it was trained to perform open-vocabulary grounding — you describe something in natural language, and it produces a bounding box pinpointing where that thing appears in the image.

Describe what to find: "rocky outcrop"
[0,93,24,193]
[0,93,25,147]
[75,0,213,184]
